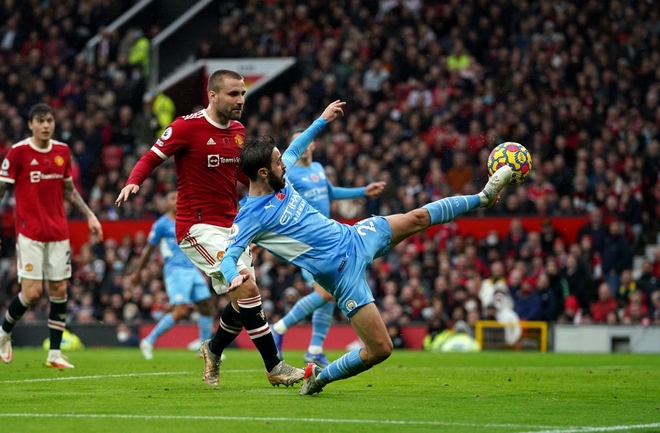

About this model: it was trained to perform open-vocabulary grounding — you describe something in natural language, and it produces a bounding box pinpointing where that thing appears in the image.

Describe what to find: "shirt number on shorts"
[356,220,376,236]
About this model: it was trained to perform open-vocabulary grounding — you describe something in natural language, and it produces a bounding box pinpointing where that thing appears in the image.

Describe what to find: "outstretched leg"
[300,302,391,395]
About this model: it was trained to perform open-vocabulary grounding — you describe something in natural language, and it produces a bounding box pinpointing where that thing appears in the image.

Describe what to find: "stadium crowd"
[1,0,660,342]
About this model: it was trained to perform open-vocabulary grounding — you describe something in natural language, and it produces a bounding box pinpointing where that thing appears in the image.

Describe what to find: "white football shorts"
[16,233,72,281]
[179,223,254,295]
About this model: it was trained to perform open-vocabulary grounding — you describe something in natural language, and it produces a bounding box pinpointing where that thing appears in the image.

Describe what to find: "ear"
[257,167,268,179]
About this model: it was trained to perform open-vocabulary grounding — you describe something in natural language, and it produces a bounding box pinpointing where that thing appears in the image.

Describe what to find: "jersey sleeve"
[282,117,327,168]
[147,220,163,246]
[327,180,367,200]
[63,146,72,179]
[0,147,18,184]
[149,119,188,160]
[219,210,262,283]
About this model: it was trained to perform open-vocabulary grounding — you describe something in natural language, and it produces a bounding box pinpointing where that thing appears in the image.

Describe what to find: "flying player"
[219,102,513,395]
[271,127,386,367]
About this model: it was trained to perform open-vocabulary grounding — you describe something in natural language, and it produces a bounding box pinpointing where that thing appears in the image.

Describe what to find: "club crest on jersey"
[216,251,224,261]
[276,192,286,200]
[161,127,173,141]
[25,263,34,272]
[54,155,64,166]
[345,299,358,312]
[235,135,244,148]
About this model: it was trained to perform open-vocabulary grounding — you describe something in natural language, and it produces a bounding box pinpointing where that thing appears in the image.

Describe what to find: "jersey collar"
[28,138,53,153]
[202,110,230,129]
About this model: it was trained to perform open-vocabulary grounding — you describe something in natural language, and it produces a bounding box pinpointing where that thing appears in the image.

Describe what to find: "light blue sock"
[145,312,176,344]
[198,315,213,342]
[310,301,334,349]
[318,348,369,385]
[422,195,481,225]
[282,291,325,329]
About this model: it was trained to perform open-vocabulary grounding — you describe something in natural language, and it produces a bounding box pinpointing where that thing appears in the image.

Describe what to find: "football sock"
[48,296,67,350]
[422,195,481,225]
[209,304,242,355]
[318,348,369,385]
[238,295,280,372]
[145,312,176,344]
[309,301,334,352]
[2,293,32,334]
[278,291,326,332]
[197,314,213,342]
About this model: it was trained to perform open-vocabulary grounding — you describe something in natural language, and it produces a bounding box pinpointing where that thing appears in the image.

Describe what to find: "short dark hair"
[240,135,277,181]
[207,69,244,93]
[28,103,54,122]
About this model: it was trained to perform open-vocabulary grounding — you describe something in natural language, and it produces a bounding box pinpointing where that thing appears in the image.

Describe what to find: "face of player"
[210,77,246,123]
[165,191,177,215]
[265,147,286,191]
[29,113,55,147]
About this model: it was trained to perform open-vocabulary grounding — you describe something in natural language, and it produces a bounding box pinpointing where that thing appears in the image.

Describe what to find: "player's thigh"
[16,233,46,281]
[43,239,72,282]
[384,209,429,247]
[179,223,254,295]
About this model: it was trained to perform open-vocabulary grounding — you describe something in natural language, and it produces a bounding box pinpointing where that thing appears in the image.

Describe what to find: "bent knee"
[364,342,393,366]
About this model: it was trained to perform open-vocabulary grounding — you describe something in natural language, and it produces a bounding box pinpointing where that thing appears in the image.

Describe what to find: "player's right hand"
[321,100,346,123]
[115,184,140,206]
[228,274,249,292]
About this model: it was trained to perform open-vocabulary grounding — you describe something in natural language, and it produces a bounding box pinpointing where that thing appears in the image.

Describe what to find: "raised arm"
[63,178,103,241]
[282,100,346,168]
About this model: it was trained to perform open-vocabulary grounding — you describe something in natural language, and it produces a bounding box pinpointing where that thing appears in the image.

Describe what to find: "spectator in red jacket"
[591,282,618,323]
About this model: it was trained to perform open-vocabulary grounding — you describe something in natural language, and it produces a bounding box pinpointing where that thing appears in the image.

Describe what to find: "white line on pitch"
[0,370,262,384]
[520,424,660,433]
[0,413,563,430]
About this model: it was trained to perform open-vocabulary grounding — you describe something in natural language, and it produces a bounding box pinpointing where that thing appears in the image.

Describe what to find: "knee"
[412,208,430,228]
[235,274,259,298]
[363,340,393,367]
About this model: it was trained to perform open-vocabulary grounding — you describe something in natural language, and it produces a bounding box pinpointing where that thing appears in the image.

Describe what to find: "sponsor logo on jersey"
[54,155,64,166]
[235,135,244,148]
[264,203,275,210]
[30,159,39,166]
[208,154,219,167]
[25,263,34,272]
[345,299,357,312]
[30,171,64,183]
[161,127,173,140]
[207,138,216,145]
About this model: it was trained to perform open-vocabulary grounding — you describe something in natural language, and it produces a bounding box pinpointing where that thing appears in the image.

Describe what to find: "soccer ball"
[487,142,532,184]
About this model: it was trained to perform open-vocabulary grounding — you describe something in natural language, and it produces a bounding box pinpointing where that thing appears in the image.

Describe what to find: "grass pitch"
[0,348,658,433]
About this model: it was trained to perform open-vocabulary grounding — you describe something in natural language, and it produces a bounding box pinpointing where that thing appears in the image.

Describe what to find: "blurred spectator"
[591,282,618,324]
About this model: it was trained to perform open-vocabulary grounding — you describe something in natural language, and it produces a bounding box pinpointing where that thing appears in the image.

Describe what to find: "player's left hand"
[320,100,346,123]
[365,181,386,199]
[228,274,249,292]
[88,215,104,241]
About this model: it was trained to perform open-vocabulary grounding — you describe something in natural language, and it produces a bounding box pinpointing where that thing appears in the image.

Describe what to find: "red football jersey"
[0,138,71,242]
[149,110,248,241]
